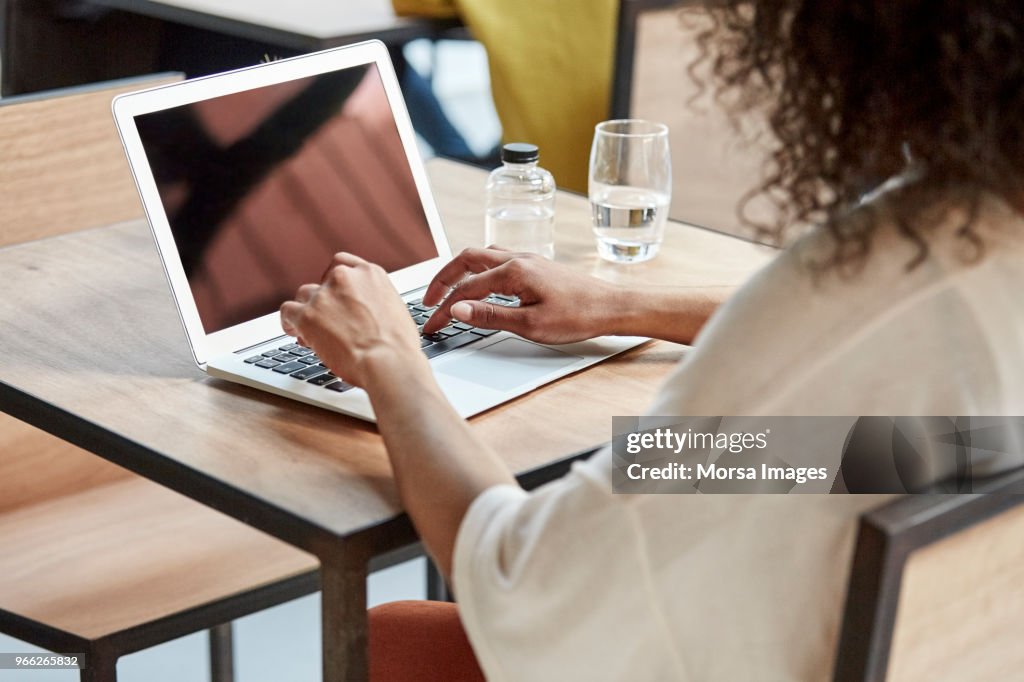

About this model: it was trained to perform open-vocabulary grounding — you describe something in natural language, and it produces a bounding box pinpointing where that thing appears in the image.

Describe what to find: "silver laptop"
[113,40,646,422]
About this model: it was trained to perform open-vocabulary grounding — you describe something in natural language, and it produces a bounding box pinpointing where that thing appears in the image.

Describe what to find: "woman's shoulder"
[649,191,1024,416]
[728,188,1024,321]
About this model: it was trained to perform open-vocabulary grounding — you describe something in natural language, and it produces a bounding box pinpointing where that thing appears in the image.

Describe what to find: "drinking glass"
[588,119,671,263]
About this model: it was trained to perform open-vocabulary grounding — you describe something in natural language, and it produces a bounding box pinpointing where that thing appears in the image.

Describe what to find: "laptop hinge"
[234,334,289,355]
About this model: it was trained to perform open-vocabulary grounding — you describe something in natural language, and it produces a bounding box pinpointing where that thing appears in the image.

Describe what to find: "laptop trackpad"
[438,339,583,392]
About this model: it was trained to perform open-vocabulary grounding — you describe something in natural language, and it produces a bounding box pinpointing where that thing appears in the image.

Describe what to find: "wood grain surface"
[631,7,776,240]
[0,429,130,516]
[0,159,774,549]
[0,74,181,246]
[0,72,317,640]
[887,504,1024,682]
[0,75,185,511]
[0,477,317,639]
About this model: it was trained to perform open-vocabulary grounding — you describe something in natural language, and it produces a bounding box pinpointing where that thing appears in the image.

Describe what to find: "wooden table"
[0,159,773,681]
[81,0,460,51]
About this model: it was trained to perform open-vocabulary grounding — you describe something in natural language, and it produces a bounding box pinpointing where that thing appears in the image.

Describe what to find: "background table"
[1,0,462,97]
[82,0,459,51]
[0,159,773,680]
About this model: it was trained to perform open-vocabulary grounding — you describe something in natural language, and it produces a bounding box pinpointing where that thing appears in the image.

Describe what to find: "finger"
[421,266,514,334]
[295,283,320,304]
[450,299,531,335]
[332,251,368,267]
[279,300,305,337]
[320,252,367,282]
[422,248,518,307]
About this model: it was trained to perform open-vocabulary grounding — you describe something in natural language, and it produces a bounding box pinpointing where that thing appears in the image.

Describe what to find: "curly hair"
[690,1,1024,270]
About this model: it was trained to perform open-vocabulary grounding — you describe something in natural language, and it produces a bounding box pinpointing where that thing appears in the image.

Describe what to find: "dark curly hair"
[690,1,1024,270]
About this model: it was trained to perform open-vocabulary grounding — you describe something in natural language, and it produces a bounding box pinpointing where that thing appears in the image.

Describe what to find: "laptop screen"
[135,63,439,334]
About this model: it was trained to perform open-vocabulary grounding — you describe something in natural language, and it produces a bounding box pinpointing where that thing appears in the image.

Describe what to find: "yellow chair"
[397,0,767,215]
[394,0,618,193]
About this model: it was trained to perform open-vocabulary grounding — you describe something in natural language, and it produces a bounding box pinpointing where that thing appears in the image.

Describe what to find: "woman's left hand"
[280,252,428,389]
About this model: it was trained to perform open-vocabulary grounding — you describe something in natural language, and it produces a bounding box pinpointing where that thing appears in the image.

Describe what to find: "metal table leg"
[209,622,235,682]
[321,547,370,682]
[80,650,117,682]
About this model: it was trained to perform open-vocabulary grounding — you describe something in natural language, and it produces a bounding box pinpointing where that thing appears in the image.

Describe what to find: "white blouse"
[452,196,1024,681]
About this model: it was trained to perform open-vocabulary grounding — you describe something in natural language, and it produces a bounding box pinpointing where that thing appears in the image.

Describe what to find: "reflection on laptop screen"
[135,64,439,334]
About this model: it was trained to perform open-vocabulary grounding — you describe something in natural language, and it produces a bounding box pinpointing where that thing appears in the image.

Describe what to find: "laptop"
[112,40,646,422]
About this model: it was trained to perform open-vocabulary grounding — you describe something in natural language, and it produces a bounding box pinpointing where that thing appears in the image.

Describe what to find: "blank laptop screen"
[135,63,438,334]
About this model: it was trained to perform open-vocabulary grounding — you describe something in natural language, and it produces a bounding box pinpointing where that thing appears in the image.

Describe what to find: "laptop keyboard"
[242,295,517,393]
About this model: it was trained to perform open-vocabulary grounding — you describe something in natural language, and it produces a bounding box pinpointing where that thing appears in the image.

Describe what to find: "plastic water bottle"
[484,143,556,259]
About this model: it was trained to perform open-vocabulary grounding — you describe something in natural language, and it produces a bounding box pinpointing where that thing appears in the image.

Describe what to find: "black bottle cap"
[501,142,539,164]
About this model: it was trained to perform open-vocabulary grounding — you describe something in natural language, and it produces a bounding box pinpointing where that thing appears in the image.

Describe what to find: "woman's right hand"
[421,248,621,345]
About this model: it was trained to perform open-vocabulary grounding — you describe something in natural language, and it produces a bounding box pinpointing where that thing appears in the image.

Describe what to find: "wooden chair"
[0,75,319,682]
[613,0,775,241]
[0,73,174,243]
[834,466,1024,681]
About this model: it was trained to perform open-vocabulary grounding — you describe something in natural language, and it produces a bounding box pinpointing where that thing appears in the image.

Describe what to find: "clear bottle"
[484,143,556,259]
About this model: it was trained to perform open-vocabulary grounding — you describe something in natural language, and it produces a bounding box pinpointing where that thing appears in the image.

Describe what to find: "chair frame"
[1,574,317,682]
[834,466,1024,681]
[0,540,435,681]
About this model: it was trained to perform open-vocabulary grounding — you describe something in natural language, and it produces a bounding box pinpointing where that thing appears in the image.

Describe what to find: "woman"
[281,2,1024,679]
